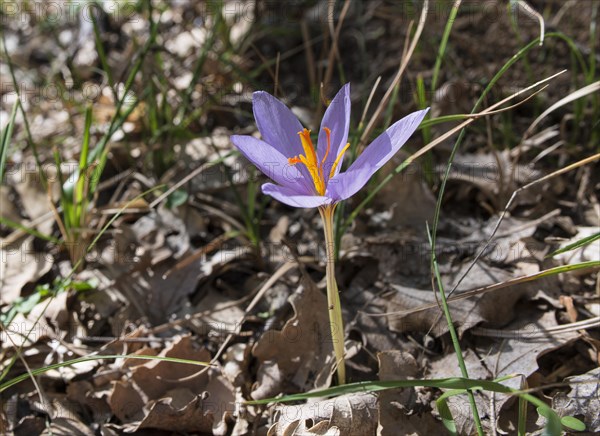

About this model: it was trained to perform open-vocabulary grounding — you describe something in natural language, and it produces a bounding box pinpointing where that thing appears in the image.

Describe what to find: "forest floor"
[1,1,599,435]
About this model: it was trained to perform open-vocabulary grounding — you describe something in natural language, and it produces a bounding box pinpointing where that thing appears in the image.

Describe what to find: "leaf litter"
[1,1,599,435]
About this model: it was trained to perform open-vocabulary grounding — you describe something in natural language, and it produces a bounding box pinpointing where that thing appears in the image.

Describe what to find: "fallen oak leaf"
[251,278,335,400]
[268,392,378,436]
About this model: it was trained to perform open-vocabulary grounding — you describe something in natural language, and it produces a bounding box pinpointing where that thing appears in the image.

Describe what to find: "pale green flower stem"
[318,204,346,385]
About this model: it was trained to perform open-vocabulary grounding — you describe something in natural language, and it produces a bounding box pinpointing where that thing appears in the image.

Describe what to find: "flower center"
[288,128,350,195]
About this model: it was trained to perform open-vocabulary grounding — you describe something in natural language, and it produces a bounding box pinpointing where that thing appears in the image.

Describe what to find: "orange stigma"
[288,127,350,195]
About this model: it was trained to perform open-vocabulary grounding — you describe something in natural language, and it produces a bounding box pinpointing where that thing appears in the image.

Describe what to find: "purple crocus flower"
[231,84,429,208]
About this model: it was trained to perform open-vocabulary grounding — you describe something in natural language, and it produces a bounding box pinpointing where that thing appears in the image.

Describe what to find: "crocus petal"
[231,135,305,189]
[327,108,429,201]
[262,183,331,208]
[253,91,305,158]
[317,83,351,179]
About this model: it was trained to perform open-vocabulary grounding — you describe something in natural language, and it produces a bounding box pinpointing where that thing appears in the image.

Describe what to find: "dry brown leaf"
[445,150,542,210]
[386,261,538,337]
[66,380,113,424]
[191,289,245,337]
[107,335,236,434]
[123,378,236,434]
[9,392,96,435]
[552,367,600,432]
[0,186,21,222]
[9,161,58,235]
[269,215,290,243]
[1,288,68,351]
[428,349,492,435]
[377,350,442,435]
[127,336,211,398]
[98,208,205,323]
[109,380,145,422]
[377,350,420,380]
[12,416,46,435]
[0,236,53,307]
[222,343,250,387]
[121,391,215,433]
[376,154,437,229]
[41,412,95,435]
[251,360,283,401]
[269,393,378,436]
[428,304,579,434]
[272,419,341,435]
[251,280,335,400]
[478,308,579,389]
[379,214,550,337]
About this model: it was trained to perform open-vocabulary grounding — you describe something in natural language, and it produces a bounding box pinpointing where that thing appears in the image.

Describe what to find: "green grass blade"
[0,101,18,184]
[87,89,148,194]
[244,378,500,405]
[429,36,544,256]
[90,4,116,99]
[214,144,256,244]
[416,74,431,144]
[560,416,586,432]
[64,8,160,196]
[536,407,562,436]
[404,261,600,314]
[518,376,528,436]
[342,32,588,237]
[589,2,598,82]
[0,217,61,244]
[428,32,591,302]
[52,148,73,232]
[382,82,401,130]
[244,377,562,435]
[1,37,47,190]
[74,105,93,222]
[536,260,600,277]
[427,223,484,436]
[431,0,461,92]
[176,7,221,123]
[547,231,600,258]
[245,377,529,406]
[419,113,479,127]
[0,354,210,393]
[436,397,458,435]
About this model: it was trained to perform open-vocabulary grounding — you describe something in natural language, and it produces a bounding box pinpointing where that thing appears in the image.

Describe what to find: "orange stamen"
[321,127,331,166]
[298,129,318,166]
[287,127,350,196]
[329,142,351,178]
